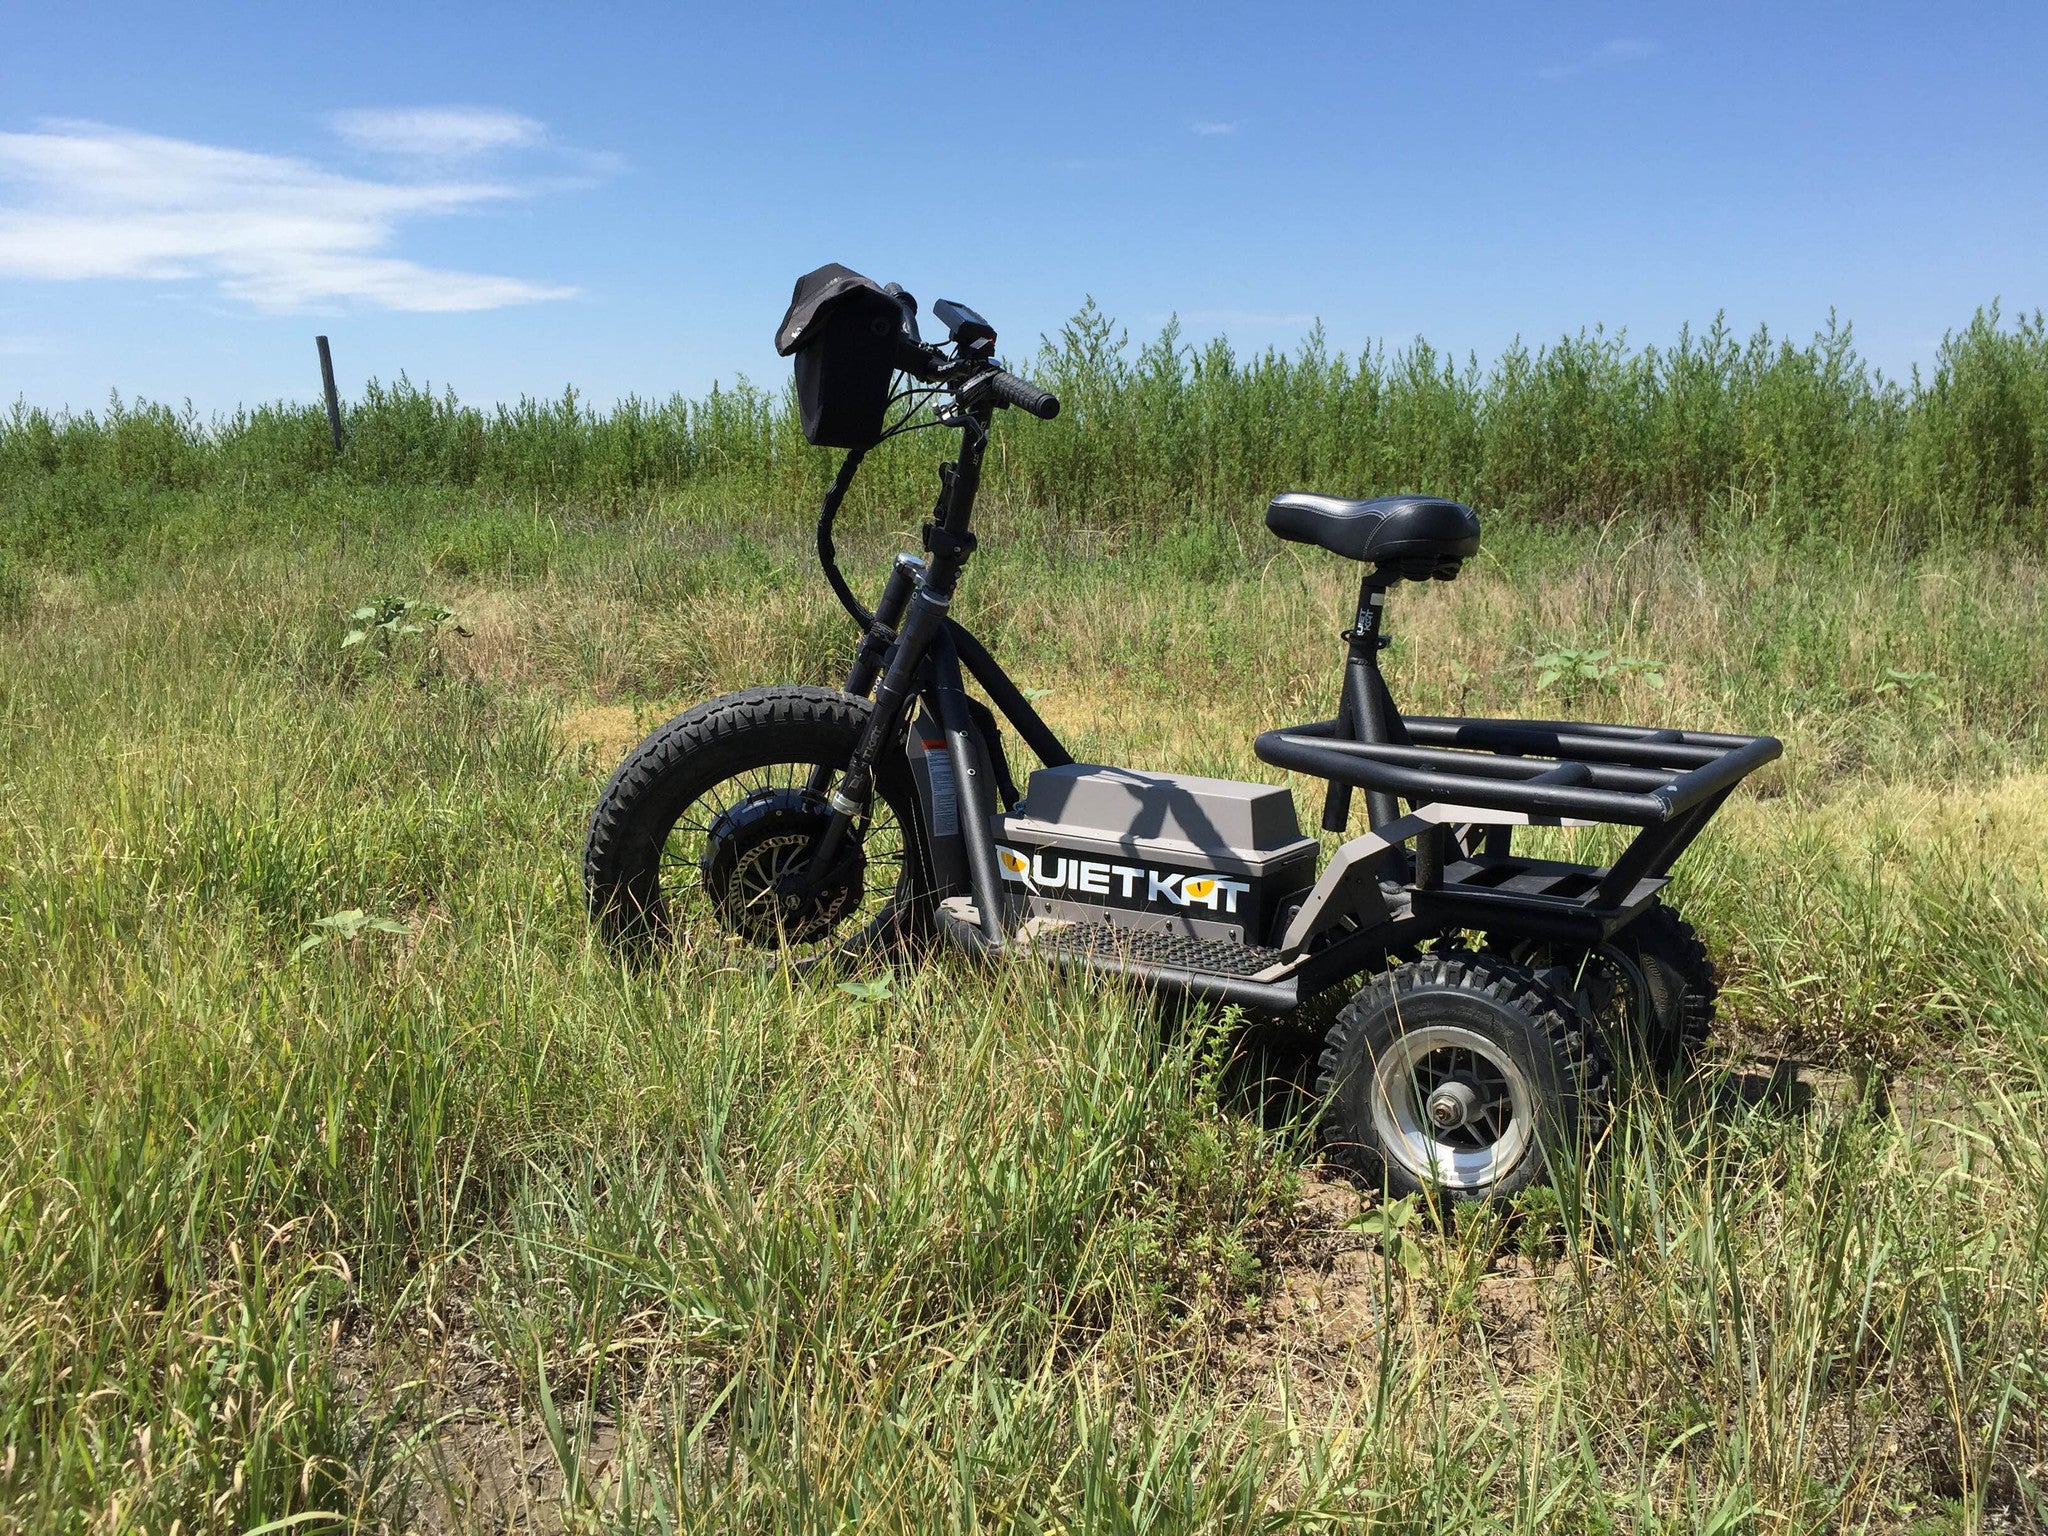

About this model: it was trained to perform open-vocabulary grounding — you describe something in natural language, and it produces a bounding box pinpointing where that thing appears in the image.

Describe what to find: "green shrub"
[6,305,2047,556]
[0,547,29,625]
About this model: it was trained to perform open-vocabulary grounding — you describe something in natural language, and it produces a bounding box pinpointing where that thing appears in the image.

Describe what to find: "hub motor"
[700,787,865,947]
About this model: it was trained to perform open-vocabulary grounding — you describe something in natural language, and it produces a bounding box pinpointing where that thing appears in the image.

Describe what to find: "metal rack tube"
[1649,733,1783,816]
[1291,736,1686,792]
[1255,731,1670,824]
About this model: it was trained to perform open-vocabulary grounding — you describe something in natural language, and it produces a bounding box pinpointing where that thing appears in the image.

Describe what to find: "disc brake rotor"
[700,787,866,947]
[1516,942,1651,1044]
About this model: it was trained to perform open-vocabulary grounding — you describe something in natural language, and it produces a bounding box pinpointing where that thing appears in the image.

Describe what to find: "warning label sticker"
[921,739,959,837]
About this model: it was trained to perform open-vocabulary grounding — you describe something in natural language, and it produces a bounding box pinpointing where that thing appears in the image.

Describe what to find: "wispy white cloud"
[0,117,581,313]
[328,106,544,160]
[1188,120,1238,137]
[0,333,52,355]
[1536,38,1659,81]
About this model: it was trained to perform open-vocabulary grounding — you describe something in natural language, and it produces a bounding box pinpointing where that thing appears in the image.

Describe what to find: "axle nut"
[1426,1079,1482,1130]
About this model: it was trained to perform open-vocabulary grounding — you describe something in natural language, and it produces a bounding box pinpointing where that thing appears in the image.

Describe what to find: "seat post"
[1320,568,1410,835]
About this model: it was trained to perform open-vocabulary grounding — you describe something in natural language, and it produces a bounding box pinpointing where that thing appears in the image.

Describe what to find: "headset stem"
[787,416,989,897]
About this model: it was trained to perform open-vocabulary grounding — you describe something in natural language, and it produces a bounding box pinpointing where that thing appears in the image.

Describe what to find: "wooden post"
[315,335,345,454]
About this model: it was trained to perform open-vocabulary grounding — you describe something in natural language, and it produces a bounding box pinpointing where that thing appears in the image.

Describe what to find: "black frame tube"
[1646,734,1782,817]
[1260,732,1669,823]
[1595,787,1733,907]
[931,631,1010,951]
[946,619,1073,770]
[1331,575,1406,832]
[1405,715,1752,764]
[1293,736,1685,791]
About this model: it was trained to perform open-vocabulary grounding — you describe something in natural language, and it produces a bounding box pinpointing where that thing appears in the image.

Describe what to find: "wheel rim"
[655,760,912,960]
[1368,1024,1537,1191]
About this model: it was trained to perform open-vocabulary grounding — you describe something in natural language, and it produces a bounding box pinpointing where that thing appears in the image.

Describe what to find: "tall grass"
[4,304,2047,551]
[1,485,2044,1528]
[3,306,2046,1528]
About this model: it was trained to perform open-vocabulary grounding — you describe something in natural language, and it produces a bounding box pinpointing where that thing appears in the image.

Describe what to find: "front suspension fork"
[803,552,925,798]
[841,553,926,702]
[791,571,962,922]
[793,423,995,940]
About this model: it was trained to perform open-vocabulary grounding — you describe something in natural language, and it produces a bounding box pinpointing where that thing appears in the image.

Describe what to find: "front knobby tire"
[583,685,929,962]
[1317,951,1611,1203]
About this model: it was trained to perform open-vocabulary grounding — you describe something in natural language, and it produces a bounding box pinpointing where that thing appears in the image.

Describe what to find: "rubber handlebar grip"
[986,369,1060,419]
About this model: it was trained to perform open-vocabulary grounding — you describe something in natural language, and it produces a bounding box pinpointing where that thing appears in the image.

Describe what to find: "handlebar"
[896,338,950,383]
[980,368,1060,419]
[878,280,1061,418]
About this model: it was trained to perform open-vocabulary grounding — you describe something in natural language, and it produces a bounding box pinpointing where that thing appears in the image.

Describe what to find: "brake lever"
[953,367,1008,413]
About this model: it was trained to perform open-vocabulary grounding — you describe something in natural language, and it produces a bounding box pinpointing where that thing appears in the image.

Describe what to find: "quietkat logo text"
[996,846,1252,913]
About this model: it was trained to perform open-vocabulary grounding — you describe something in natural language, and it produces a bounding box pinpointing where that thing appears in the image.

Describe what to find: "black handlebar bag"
[776,264,902,450]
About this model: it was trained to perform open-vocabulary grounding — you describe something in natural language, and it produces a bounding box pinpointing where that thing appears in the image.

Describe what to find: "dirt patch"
[412,1408,585,1534]
[1258,1173,1382,1352]
[557,703,655,774]
[1227,1172,1560,1419]
[338,1313,684,1533]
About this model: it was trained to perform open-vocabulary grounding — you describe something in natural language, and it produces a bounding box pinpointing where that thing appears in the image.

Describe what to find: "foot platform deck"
[1028,919,1289,978]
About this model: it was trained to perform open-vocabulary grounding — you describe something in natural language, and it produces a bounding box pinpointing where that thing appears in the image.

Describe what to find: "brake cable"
[817,365,984,627]
[815,449,875,630]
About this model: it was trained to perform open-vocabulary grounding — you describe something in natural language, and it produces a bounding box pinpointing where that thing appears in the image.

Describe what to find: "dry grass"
[2,495,2044,1532]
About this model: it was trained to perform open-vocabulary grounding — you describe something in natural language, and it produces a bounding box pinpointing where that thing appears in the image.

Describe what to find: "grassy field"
[3,314,2047,1531]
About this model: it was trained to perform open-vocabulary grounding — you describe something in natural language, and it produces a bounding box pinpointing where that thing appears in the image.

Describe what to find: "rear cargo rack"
[1257,716,1781,826]
[1256,714,1782,930]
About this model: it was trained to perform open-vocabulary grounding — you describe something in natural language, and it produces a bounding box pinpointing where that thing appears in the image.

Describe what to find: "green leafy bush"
[7,304,2047,549]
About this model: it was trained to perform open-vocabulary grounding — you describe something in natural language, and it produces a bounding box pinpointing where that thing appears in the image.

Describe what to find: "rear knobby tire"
[1317,951,1610,1203]
[583,685,928,961]
[1612,904,1717,1074]
[1500,902,1718,1079]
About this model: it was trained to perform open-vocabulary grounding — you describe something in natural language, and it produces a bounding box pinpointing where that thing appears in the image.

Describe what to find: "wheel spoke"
[640,750,920,961]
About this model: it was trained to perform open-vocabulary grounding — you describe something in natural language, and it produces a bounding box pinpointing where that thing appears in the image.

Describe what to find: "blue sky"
[2,2,2043,415]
